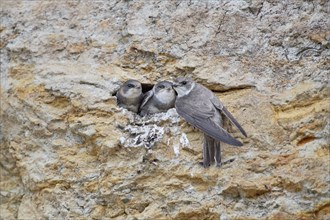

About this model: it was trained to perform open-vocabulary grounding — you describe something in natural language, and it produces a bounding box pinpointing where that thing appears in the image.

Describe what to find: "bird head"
[172,77,195,97]
[154,81,173,93]
[122,79,142,97]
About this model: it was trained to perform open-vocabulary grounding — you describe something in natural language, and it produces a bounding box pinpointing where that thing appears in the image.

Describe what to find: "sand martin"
[173,77,247,167]
[140,81,176,116]
[116,79,143,113]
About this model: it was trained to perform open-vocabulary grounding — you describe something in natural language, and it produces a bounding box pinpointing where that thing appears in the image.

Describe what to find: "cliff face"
[1,1,329,219]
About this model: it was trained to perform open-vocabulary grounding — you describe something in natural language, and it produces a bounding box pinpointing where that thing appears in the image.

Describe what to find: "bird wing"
[210,96,247,137]
[140,90,154,109]
[175,100,243,146]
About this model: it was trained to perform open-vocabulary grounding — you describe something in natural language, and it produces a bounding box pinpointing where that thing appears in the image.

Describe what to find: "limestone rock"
[1,1,329,219]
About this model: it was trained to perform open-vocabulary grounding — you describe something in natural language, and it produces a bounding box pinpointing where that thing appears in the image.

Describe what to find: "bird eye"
[182,81,187,85]
[127,84,134,88]
[158,85,165,89]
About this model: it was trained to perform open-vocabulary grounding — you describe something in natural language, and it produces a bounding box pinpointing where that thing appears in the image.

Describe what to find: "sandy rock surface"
[1,1,329,219]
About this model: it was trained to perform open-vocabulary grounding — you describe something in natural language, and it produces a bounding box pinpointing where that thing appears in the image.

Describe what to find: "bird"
[172,77,247,167]
[139,81,176,116]
[116,79,143,113]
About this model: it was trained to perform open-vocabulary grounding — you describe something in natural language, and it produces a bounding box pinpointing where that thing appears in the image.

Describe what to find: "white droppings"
[122,124,165,148]
[119,108,183,149]
[173,144,180,156]
[119,137,126,145]
[180,133,190,148]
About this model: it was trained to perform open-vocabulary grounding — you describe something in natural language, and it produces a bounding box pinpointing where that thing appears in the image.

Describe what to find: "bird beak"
[172,82,179,88]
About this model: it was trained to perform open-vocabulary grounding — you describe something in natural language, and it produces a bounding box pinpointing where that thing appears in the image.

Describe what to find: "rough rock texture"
[1,1,329,219]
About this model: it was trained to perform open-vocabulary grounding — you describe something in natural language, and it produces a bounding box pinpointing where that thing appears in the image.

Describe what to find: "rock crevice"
[1,1,329,219]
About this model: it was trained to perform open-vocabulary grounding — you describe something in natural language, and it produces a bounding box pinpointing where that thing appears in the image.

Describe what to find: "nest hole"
[141,83,154,93]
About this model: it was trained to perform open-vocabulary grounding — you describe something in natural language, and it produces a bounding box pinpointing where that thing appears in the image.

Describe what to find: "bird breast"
[155,90,175,104]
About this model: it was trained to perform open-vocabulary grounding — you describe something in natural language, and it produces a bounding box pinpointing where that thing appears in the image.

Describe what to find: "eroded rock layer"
[1,1,329,219]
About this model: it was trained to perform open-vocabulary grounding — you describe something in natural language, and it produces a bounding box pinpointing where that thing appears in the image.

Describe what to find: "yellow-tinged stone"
[1,1,329,220]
